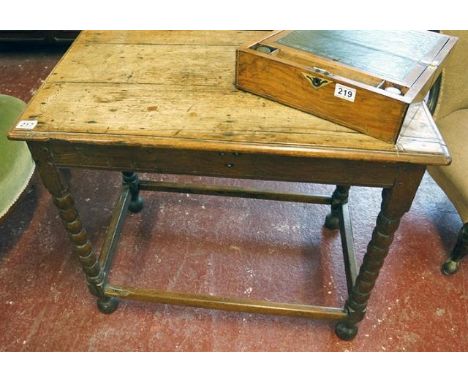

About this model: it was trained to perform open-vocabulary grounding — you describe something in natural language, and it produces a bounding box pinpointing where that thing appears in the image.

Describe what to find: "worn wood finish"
[37,141,411,188]
[8,31,452,340]
[139,180,332,205]
[9,32,450,166]
[236,31,457,143]
[104,284,348,320]
[79,30,268,46]
[9,86,449,165]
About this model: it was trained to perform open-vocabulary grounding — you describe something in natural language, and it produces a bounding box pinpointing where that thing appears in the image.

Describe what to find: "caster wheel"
[97,297,119,314]
[335,321,358,341]
[441,259,459,275]
[128,196,144,213]
[324,213,340,230]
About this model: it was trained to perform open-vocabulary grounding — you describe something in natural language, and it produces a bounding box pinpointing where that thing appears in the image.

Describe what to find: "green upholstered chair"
[428,30,468,275]
[0,94,35,220]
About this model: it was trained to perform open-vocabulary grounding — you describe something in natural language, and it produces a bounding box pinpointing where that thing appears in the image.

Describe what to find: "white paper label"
[16,120,38,130]
[334,84,356,102]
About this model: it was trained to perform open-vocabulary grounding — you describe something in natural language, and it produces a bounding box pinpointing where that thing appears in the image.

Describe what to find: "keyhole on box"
[303,73,331,89]
[312,77,325,88]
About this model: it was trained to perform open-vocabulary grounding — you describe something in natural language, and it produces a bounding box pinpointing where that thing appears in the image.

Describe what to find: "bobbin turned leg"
[442,223,468,275]
[122,171,143,213]
[335,167,425,340]
[31,144,118,314]
[324,185,350,230]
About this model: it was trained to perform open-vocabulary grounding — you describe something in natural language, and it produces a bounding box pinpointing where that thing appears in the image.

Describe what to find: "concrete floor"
[0,41,466,351]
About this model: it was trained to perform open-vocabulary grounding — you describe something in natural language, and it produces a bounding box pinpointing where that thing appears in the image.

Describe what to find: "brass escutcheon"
[302,73,331,89]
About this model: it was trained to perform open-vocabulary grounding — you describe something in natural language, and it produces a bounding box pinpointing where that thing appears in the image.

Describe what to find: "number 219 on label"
[334,84,356,102]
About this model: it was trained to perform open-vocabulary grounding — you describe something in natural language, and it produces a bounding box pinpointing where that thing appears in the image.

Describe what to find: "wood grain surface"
[9,31,450,166]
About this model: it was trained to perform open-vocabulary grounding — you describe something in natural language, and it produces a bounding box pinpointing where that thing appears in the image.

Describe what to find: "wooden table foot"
[97,296,120,314]
[335,321,358,341]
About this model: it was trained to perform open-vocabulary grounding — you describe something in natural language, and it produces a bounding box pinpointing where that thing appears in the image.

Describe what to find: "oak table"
[8,31,450,340]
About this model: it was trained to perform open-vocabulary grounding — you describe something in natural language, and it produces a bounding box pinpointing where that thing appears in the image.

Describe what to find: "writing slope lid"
[275,30,450,87]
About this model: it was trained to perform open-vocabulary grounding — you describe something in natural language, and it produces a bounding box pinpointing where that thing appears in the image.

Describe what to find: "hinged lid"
[275,30,449,87]
[254,30,457,100]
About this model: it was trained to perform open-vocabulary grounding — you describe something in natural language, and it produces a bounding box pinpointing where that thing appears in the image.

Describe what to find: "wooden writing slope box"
[236,30,457,143]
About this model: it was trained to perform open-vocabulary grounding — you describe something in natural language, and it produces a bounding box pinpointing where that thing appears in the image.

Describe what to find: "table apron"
[29,141,413,187]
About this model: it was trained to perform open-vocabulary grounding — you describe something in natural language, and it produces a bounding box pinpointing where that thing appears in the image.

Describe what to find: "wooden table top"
[9,30,450,166]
